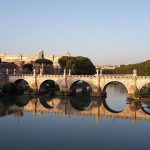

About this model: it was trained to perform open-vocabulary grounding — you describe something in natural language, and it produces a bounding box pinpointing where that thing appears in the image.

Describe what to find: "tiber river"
[0,84,150,150]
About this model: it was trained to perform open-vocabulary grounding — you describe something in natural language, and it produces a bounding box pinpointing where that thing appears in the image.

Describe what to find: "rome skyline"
[0,0,150,65]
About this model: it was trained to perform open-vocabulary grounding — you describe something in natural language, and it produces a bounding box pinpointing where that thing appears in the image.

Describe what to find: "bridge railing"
[38,74,97,78]
[8,73,150,79]
[9,74,34,77]
[8,73,133,78]
[137,76,150,79]
[68,75,97,78]
[8,74,98,78]
[102,74,133,78]
[39,74,64,77]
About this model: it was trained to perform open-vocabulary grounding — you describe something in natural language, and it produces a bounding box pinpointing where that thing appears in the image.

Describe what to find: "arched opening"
[140,82,150,98]
[102,81,128,112]
[14,79,30,94]
[69,96,92,111]
[69,80,92,96]
[39,80,60,95]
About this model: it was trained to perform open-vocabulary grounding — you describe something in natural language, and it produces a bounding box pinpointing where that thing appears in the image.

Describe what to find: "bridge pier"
[56,86,69,96]
[127,70,140,100]
[127,88,140,100]
[29,69,39,95]
[90,69,101,97]
[30,84,38,94]
[55,69,70,96]
[90,88,101,97]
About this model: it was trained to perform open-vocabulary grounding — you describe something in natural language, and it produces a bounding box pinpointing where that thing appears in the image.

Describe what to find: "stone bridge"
[7,69,150,99]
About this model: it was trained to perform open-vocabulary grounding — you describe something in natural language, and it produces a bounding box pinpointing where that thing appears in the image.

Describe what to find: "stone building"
[0,51,64,68]
[0,51,64,74]
[0,62,20,74]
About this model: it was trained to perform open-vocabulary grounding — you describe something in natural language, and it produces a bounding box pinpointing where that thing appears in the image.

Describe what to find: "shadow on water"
[14,95,31,107]
[39,94,55,109]
[0,95,31,117]
[69,96,92,111]
[0,95,32,107]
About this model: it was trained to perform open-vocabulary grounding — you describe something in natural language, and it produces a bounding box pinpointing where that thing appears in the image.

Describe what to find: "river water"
[0,84,150,150]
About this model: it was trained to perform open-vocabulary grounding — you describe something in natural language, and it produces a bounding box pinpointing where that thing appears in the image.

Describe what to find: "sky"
[0,0,150,65]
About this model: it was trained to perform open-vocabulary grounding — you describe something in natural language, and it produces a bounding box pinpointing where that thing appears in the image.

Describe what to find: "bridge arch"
[102,81,128,94]
[38,79,60,93]
[138,82,150,97]
[68,80,92,95]
[13,79,31,87]
[102,81,128,112]
[13,79,31,94]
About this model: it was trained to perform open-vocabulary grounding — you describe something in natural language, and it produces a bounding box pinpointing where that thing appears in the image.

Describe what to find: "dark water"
[0,85,150,150]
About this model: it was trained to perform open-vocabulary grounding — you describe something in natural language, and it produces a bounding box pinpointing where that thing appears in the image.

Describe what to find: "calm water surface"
[0,85,150,150]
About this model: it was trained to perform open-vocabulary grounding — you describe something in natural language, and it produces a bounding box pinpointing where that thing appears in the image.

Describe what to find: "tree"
[23,63,33,71]
[113,60,150,75]
[35,58,53,65]
[2,82,17,94]
[58,56,96,75]
[104,60,150,76]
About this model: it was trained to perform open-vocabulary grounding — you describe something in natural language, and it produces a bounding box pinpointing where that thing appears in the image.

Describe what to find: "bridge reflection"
[0,95,150,126]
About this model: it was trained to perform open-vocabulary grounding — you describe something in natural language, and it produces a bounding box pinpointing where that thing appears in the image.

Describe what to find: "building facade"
[0,51,67,74]
[0,51,64,68]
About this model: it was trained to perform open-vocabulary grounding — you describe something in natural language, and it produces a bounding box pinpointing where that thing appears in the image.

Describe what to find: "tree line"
[18,56,96,75]
[102,60,150,76]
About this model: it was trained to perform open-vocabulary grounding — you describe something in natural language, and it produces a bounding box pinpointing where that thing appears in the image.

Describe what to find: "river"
[0,84,150,150]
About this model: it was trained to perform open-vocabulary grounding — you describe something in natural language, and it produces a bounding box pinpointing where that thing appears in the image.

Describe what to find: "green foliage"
[104,60,150,76]
[35,58,53,65]
[23,63,33,71]
[2,82,17,94]
[58,56,96,75]
[102,69,113,74]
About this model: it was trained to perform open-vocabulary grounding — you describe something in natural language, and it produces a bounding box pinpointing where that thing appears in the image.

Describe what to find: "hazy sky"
[0,0,150,65]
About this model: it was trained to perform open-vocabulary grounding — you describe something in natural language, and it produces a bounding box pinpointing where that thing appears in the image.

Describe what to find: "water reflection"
[0,94,150,126]
[102,98,123,113]
[140,100,150,115]
[1,86,150,150]
[14,95,30,107]
[69,96,92,111]
[39,94,55,109]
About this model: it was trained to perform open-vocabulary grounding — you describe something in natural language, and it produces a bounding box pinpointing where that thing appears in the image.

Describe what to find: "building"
[96,65,117,70]
[0,51,67,74]
[0,62,20,74]
[0,51,64,68]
